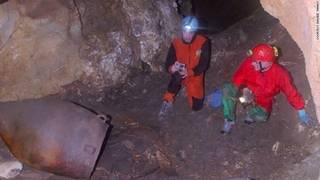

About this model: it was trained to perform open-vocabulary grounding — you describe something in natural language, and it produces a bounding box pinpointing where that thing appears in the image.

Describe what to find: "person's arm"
[278,67,315,125]
[193,40,211,76]
[232,58,251,88]
[165,43,177,73]
[279,68,305,110]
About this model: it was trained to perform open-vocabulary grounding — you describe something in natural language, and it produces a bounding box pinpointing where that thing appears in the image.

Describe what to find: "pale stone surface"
[0,1,84,101]
[271,149,320,179]
[260,0,320,121]
[0,160,22,179]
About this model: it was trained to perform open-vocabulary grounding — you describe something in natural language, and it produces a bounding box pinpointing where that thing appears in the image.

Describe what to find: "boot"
[158,101,173,119]
[220,119,234,134]
[244,115,255,125]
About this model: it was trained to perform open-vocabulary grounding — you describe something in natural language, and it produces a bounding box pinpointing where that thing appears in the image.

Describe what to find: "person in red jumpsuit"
[158,16,211,118]
[219,43,312,134]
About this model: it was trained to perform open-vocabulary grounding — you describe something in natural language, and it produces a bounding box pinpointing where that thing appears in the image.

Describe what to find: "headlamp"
[181,16,199,33]
[183,25,192,32]
[238,88,254,105]
[239,97,246,103]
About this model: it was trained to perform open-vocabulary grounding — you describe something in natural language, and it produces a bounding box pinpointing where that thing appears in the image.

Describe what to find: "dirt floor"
[2,8,320,180]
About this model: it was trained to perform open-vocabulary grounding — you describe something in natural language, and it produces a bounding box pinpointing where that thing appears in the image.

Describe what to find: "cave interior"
[0,0,319,179]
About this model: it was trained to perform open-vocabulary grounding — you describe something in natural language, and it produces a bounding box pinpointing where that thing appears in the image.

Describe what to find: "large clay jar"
[0,98,110,179]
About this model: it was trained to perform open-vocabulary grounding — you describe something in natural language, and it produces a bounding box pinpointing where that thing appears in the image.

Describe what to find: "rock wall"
[0,0,179,101]
[0,1,83,101]
[78,0,179,92]
[260,0,320,121]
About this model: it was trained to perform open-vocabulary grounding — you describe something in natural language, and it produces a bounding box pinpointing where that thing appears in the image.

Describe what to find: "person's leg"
[245,106,269,124]
[222,83,237,122]
[185,76,204,111]
[163,72,183,103]
[160,72,183,117]
[221,83,238,134]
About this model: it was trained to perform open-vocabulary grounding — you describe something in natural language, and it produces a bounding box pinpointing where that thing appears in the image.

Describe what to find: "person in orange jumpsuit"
[219,43,312,134]
[159,16,211,118]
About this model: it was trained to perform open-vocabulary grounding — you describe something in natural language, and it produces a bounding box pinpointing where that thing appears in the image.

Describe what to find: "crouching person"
[209,43,313,134]
[159,16,211,119]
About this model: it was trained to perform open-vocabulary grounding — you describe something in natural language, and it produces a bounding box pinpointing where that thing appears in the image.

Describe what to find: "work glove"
[298,109,312,125]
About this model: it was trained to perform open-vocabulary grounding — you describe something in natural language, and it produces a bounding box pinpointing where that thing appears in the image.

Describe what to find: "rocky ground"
[1,8,320,180]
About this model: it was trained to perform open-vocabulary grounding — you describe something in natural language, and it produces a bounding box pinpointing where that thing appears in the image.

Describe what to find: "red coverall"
[163,34,210,110]
[232,57,305,112]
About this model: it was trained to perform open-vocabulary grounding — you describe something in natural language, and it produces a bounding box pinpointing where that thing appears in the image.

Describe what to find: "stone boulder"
[0,1,83,101]
[0,0,179,101]
[79,0,179,92]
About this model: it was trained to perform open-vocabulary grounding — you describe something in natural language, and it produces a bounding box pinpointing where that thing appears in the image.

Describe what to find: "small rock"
[272,141,280,155]
[312,130,320,137]
[96,96,103,102]
[235,162,243,169]
[298,124,305,132]
[222,161,229,166]
[156,150,171,168]
[122,140,135,150]
[179,150,186,160]
[188,173,201,179]
[127,82,136,88]
[0,160,23,179]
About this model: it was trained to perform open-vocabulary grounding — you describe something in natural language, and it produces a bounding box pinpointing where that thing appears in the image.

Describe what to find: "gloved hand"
[170,62,180,73]
[235,84,245,99]
[239,87,254,104]
[298,109,312,125]
[179,66,188,78]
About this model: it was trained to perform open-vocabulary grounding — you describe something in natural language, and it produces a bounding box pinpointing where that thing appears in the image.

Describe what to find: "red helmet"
[249,44,278,62]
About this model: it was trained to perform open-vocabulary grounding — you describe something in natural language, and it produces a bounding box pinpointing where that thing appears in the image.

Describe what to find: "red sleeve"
[279,67,305,110]
[232,58,251,87]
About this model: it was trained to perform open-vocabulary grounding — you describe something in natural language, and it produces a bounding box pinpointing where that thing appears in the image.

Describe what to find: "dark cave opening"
[177,0,262,33]
[0,0,8,5]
